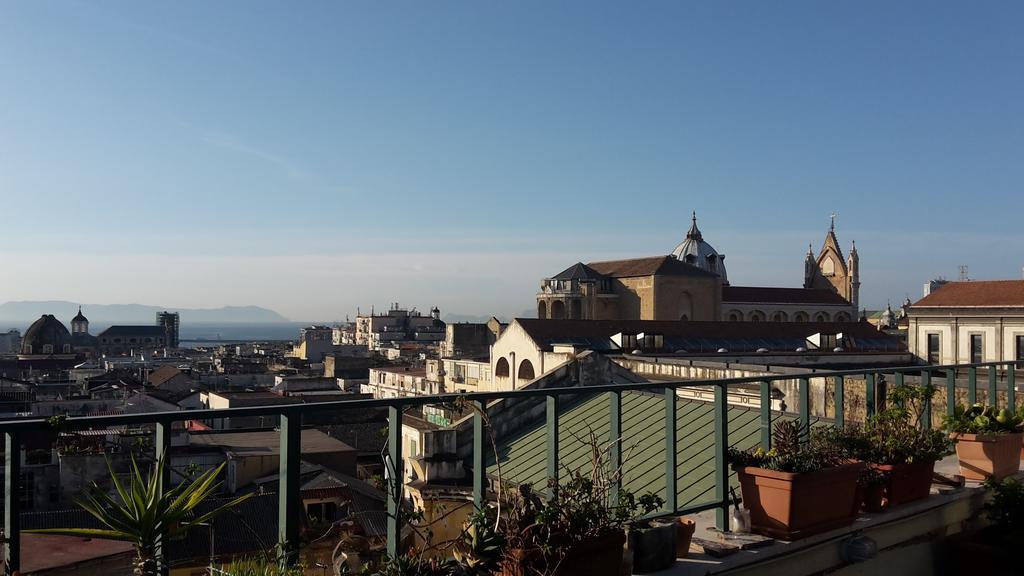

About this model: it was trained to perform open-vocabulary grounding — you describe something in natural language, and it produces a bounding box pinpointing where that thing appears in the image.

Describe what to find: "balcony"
[0,361,1020,575]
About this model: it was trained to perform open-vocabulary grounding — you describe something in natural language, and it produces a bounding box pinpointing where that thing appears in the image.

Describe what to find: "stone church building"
[537,214,859,323]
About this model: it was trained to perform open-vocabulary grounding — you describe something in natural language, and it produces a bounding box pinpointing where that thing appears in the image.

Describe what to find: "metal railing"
[1,360,1019,574]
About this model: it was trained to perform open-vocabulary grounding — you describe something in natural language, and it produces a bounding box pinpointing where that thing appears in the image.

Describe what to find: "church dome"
[22,314,73,355]
[72,307,88,323]
[671,212,729,284]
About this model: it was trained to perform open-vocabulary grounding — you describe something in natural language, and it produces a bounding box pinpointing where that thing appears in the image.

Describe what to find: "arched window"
[551,301,566,320]
[538,301,548,319]
[678,292,693,322]
[495,357,510,378]
[43,344,53,354]
[518,360,535,381]
[727,310,742,322]
[835,312,851,322]
[794,312,809,322]
[772,311,788,322]
[570,300,582,319]
[748,311,765,322]
[815,312,830,322]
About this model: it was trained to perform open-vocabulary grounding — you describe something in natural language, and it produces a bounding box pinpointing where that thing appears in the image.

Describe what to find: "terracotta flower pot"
[873,460,935,507]
[498,530,625,576]
[675,517,696,558]
[952,432,1023,481]
[735,462,863,540]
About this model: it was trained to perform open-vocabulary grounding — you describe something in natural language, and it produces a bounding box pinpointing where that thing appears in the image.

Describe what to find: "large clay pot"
[873,460,935,507]
[498,530,625,576]
[735,462,863,540]
[628,520,676,573]
[952,432,1022,481]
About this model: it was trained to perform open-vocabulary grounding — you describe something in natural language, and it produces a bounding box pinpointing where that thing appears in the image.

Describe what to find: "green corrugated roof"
[487,391,771,510]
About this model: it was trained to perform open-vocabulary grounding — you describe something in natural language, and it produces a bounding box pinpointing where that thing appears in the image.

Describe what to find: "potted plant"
[943,404,1024,481]
[727,420,863,540]
[849,384,953,507]
[857,468,888,513]
[622,491,671,573]
[495,474,662,576]
[947,477,1023,575]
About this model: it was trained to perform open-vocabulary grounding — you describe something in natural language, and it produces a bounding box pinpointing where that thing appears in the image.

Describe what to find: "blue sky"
[1,1,1022,321]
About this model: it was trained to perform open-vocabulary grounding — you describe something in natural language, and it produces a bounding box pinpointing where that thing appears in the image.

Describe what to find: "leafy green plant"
[849,385,953,465]
[727,419,855,474]
[943,404,1024,435]
[982,477,1024,549]
[27,455,252,576]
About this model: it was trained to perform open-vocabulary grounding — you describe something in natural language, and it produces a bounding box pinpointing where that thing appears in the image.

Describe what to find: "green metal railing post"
[1008,365,1016,411]
[609,390,621,507]
[472,401,485,509]
[988,365,998,407]
[279,408,302,566]
[154,420,172,576]
[798,377,810,434]
[921,371,932,430]
[865,373,876,419]
[385,405,402,557]
[713,383,729,530]
[664,386,678,512]
[546,395,559,499]
[759,381,772,448]
[946,369,957,415]
[894,371,905,409]
[967,367,977,405]
[833,376,845,429]
[4,431,20,576]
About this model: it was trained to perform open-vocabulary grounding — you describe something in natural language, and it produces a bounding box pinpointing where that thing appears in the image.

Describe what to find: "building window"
[495,358,510,378]
[1017,335,1024,363]
[20,471,34,510]
[970,334,983,364]
[518,360,536,380]
[927,333,941,364]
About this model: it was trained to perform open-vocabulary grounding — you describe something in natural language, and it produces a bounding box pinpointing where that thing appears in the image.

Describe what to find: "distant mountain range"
[0,301,290,326]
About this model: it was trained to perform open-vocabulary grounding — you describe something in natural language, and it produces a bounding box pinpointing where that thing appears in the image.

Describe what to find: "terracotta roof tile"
[912,280,1024,307]
[723,286,851,305]
[586,256,717,279]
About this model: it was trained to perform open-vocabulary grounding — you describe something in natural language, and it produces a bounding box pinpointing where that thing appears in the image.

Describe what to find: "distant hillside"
[0,301,290,325]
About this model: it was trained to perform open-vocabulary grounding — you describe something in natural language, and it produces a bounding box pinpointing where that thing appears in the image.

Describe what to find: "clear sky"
[1,1,1022,321]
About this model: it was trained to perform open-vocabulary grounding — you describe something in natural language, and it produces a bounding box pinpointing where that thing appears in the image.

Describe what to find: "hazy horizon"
[3,1,1022,319]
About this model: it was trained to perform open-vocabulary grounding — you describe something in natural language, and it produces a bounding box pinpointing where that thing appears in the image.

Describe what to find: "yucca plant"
[28,455,252,576]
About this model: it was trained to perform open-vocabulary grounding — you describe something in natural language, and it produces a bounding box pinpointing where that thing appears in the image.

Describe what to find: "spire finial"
[692,210,697,223]
[830,211,837,231]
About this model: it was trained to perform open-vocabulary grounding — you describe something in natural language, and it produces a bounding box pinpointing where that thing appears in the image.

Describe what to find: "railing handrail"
[0,360,1016,433]
[2,359,1020,575]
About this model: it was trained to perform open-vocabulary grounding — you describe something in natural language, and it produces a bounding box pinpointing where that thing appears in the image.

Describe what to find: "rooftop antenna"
[958,265,969,281]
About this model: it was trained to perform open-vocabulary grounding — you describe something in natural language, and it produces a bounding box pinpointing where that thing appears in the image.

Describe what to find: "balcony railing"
[1,360,1019,574]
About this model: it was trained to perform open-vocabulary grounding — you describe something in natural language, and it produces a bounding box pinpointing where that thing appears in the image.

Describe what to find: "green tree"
[28,455,251,576]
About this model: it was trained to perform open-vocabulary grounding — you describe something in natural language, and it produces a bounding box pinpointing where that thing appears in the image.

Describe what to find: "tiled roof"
[586,256,717,279]
[513,318,902,352]
[489,392,791,508]
[552,262,605,281]
[148,365,185,387]
[97,326,167,338]
[911,280,1024,308]
[723,286,851,305]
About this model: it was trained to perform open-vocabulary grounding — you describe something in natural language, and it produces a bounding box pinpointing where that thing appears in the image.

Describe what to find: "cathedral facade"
[537,214,860,323]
